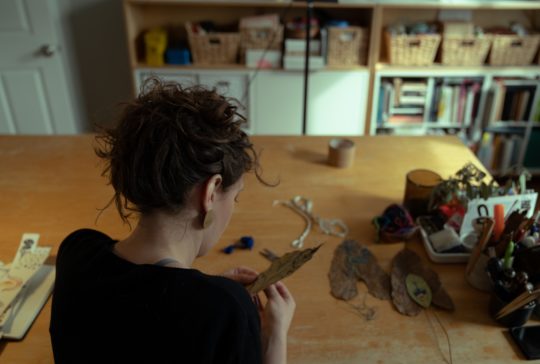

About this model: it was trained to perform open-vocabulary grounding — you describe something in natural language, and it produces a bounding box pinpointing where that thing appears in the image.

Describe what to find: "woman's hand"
[254,281,296,364]
[258,281,295,337]
[221,266,258,285]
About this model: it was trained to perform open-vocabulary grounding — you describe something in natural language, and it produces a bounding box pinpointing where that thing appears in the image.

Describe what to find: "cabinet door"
[307,70,368,136]
[251,71,303,135]
[251,70,368,136]
[198,74,250,129]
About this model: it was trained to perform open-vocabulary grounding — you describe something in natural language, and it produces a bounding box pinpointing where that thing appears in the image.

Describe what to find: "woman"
[49,80,295,363]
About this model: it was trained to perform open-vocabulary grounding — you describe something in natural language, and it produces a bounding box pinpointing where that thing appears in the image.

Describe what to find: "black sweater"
[50,229,262,364]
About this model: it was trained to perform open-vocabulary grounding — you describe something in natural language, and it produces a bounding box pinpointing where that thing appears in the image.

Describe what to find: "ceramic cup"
[328,138,356,168]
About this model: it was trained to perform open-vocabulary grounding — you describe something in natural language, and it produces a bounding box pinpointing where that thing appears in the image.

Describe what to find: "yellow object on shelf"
[144,28,167,66]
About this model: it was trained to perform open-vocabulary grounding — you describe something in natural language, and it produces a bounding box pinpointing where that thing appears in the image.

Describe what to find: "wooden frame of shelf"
[123,0,540,138]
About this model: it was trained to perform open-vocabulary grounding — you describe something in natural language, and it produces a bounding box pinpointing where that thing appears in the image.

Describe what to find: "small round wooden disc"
[405,274,432,308]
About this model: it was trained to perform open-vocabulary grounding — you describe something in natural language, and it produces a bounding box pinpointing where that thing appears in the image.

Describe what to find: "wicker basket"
[385,32,441,66]
[327,26,368,66]
[240,25,283,51]
[488,34,540,66]
[441,36,492,66]
[186,23,240,65]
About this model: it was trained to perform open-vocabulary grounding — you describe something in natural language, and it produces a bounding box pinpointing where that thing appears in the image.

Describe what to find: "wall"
[56,0,132,131]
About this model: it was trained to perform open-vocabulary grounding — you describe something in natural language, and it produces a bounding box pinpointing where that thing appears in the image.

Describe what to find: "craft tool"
[503,241,515,270]
[259,248,279,262]
[466,218,494,276]
[496,289,540,320]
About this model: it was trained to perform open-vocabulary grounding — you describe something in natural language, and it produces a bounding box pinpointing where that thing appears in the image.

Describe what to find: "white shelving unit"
[123,1,540,169]
[370,67,540,175]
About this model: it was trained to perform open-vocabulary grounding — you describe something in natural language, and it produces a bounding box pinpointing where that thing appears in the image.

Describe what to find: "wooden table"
[0,135,536,363]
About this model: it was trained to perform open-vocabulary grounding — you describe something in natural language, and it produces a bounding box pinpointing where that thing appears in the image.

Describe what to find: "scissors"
[477,204,489,218]
[474,203,492,227]
[260,248,279,262]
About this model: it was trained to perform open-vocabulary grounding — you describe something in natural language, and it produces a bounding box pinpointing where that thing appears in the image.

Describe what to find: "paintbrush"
[496,289,540,319]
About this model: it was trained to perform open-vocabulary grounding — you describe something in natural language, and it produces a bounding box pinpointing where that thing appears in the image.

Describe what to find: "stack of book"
[283,39,324,70]
[377,78,427,125]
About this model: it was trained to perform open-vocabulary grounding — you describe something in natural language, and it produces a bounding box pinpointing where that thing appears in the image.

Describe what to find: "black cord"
[240,1,295,114]
[302,0,314,135]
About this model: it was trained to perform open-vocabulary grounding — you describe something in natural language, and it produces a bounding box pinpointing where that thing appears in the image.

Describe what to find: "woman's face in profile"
[199,175,244,256]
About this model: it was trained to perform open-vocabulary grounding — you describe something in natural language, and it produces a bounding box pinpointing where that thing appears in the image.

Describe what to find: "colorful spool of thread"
[223,236,255,254]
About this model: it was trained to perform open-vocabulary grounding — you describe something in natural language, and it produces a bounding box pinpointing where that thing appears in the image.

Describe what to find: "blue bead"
[240,236,254,249]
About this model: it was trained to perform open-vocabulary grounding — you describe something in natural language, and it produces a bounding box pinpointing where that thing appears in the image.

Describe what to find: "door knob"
[39,44,55,57]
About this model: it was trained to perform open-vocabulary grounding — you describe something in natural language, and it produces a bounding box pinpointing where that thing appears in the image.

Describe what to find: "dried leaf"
[246,244,321,294]
[391,249,454,316]
[328,240,390,301]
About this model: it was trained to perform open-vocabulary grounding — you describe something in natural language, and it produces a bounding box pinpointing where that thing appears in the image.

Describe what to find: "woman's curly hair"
[95,78,262,223]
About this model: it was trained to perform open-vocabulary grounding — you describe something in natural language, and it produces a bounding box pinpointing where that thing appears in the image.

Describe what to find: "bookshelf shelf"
[490,122,530,128]
[375,63,540,76]
[135,64,370,72]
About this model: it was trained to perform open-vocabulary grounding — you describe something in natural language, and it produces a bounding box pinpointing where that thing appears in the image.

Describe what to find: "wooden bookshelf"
[122,0,540,172]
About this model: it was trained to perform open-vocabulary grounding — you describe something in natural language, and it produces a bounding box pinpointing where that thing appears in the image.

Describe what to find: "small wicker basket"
[327,26,368,66]
[441,36,492,66]
[385,32,441,66]
[186,23,240,65]
[488,34,540,66]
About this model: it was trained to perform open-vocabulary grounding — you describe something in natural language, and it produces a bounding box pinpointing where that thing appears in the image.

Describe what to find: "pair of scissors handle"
[477,204,489,217]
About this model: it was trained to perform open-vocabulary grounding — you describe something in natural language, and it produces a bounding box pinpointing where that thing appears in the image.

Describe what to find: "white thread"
[273,196,349,248]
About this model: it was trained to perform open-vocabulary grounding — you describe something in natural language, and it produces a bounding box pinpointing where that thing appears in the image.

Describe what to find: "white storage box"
[245,49,282,69]
[283,55,325,70]
[285,39,321,55]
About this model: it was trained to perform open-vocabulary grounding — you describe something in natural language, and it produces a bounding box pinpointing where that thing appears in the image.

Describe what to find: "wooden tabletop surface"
[0,134,537,363]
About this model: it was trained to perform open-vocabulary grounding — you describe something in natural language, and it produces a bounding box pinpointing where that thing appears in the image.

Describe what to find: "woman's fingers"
[235,266,259,276]
[274,281,293,302]
[221,266,259,284]
[263,283,279,300]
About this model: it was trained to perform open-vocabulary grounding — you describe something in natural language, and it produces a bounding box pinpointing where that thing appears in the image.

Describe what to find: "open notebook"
[0,264,55,340]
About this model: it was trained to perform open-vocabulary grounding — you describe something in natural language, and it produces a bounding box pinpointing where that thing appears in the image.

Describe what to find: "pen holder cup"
[489,292,536,327]
[466,253,491,292]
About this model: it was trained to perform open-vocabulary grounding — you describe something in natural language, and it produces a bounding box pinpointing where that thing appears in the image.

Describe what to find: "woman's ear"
[202,174,223,213]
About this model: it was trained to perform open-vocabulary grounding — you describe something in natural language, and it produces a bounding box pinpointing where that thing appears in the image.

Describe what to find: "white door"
[0,0,76,134]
